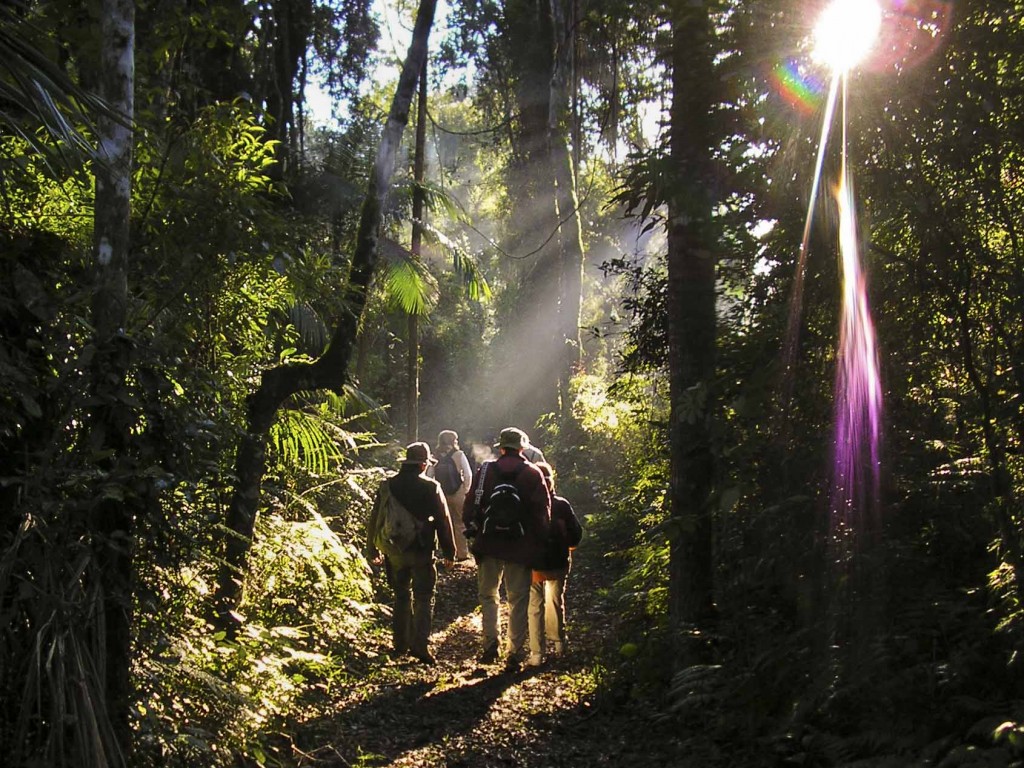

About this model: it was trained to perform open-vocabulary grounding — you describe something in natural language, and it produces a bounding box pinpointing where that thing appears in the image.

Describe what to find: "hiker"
[463,427,551,669]
[529,461,583,662]
[365,442,456,665]
[427,429,474,560]
[521,434,545,464]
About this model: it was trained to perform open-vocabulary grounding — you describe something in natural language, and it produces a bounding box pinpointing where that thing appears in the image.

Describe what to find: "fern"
[268,388,383,475]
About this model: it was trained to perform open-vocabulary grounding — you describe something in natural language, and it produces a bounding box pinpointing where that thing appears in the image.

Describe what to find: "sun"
[812,0,882,73]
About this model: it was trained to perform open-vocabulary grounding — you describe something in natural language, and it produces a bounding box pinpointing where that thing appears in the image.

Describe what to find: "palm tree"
[0,3,114,161]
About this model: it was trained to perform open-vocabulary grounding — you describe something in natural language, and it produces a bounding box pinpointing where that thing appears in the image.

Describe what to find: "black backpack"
[434,450,462,495]
[480,463,528,539]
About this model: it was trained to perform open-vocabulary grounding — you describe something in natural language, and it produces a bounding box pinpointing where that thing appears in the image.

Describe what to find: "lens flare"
[813,0,882,73]
[831,164,883,534]
[782,70,883,545]
[772,59,826,113]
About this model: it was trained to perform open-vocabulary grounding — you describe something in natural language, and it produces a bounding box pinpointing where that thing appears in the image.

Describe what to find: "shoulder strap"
[474,461,492,507]
[379,477,393,505]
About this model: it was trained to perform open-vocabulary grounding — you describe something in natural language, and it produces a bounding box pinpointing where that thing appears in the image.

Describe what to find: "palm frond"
[419,220,492,301]
[413,179,466,221]
[269,409,343,475]
[287,302,329,356]
[269,387,388,473]
[383,258,438,316]
[1,526,120,768]
[0,5,120,162]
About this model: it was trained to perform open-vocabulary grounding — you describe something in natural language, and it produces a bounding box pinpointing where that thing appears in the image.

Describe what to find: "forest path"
[290,533,689,767]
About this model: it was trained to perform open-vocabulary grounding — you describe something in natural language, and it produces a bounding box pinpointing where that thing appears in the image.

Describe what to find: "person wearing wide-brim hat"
[463,427,551,669]
[366,442,456,665]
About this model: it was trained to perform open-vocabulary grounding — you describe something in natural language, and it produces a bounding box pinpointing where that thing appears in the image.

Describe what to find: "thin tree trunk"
[213,0,439,628]
[667,2,717,665]
[407,58,428,444]
[549,0,584,415]
[90,0,135,760]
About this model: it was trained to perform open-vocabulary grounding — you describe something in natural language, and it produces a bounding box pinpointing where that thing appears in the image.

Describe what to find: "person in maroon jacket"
[463,427,551,669]
[366,442,456,665]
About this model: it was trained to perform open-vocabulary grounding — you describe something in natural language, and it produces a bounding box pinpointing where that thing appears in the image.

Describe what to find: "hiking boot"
[503,654,522,673]
[525,652,543,667]
[551,641,565,657]
[478,642,499,664]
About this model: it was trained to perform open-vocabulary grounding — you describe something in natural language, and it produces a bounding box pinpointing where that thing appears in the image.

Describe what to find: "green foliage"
[243,505,375,647]
[0,3,115,163]
[133,465,383,767]
[384,257,439,316]
[268,389,382,476]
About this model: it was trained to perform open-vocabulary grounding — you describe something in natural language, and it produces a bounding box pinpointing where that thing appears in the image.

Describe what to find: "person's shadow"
[292,664,536,765]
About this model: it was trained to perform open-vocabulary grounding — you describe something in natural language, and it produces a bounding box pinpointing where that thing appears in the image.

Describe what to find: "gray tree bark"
[407,58,428,444]
[548,0,585,414]
[90,0,135,761]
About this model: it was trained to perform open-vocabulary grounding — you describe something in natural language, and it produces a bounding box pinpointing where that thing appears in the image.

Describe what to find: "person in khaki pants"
[462,427,551,669]
[528,462,583,663]
[427,430,474,560]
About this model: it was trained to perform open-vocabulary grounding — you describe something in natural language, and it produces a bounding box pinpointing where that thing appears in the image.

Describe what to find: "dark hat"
[402,441,436,465]
[494,427,527,451]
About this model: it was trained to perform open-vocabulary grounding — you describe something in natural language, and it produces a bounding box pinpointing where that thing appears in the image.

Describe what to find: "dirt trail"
[291,540,687,767]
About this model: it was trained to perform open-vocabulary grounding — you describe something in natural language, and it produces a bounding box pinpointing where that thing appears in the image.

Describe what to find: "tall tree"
[89,0,136,760]
[666,0,719,658]
[549,0,585,416]
[407,58,429,443]
[213,0,439,625]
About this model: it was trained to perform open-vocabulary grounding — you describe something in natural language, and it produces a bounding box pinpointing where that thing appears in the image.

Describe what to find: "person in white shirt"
[521,435,545,464]
[428,430,474,560]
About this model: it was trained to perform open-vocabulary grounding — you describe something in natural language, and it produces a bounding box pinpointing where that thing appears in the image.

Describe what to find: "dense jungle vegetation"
[2,0,1024,765]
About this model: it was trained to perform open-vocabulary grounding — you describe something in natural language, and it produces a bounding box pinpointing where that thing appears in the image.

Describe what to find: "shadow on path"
[293,534,688,766]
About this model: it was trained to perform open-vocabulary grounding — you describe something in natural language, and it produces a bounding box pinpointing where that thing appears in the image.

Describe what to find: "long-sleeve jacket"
[366,464,456,561]
[535,494,583,571]
[463,452,550,566]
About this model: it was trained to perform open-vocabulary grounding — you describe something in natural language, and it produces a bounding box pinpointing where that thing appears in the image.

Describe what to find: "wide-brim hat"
[493,427,527,451]
[401,441,436,465]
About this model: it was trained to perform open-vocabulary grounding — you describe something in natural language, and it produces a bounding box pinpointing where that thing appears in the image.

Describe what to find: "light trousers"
[476,555,533,655]
[446,490,469,559]
[529,565,569,656]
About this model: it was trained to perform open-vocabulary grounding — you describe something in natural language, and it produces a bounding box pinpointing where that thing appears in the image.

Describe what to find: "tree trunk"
[499,0,561,428]
[90,0,135,760]
[549,0,585,415]
[666,2,718,665]
[213,0,439,628]
[407,59,428,444]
